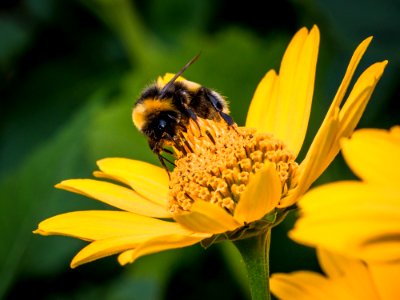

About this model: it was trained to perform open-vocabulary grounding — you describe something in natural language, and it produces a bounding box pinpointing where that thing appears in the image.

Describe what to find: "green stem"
[234,229,271,300]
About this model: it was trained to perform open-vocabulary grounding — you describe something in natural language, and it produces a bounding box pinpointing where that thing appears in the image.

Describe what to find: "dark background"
[1,0,399,299]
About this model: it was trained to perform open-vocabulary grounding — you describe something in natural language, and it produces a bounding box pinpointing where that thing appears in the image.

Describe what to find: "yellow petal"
[279,114,340,207]
[34,210,189,241]
[369,262,400,300]
[117,233,208,266]
[234,162,281,223]
[71,232,206,268]
[270,271,352,300]
[275,25,319,157]
[317,248,352,278]
[295,61,387,203]
[337,61,388,144]
[245,69,278,129]
[341,128,400,184]
[95,158,169,207]
[299,37,372,172]
[71,235,144,268]
[174,201,241,234]
[325,37,373,114]
[316,249,381,299]
[247,26,319,157]
[390,125,400,139]
[290,182,400,263]
[56,179,170,218]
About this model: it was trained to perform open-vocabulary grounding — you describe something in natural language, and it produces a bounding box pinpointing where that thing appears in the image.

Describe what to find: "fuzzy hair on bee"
[132,54,235,172]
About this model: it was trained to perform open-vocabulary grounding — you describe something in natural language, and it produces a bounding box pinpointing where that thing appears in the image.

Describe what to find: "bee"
[132,54,234,171]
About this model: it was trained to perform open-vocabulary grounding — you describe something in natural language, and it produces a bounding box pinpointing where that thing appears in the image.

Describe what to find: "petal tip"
[310,24,320,35]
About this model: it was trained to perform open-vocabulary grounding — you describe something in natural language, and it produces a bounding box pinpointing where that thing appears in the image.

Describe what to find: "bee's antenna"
[159,53,201,97]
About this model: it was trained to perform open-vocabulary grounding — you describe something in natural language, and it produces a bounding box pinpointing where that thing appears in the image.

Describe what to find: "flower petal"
[270,271,352,300]
[247,26,319,157]
[234,162,281,223]
[70,232,207,268]
[341,127,400,184]
[292,60,387,207]
[391,125,400,139]
[369,262,400,300]
[290,182,400,263]
[174,201,241,234]
[71,235,144,268]
[275,25,319,157]
[245,69,278,130]
[326,37,373,112]
[117,233,207,266]
[56,179,170,218]
[95,158,169,206]
[279,114,340,207]
[337,61,388,143]
[317,248,352,278]
[298,36,372,178]
[310,248,379,299]
[34,210,188,241]
[316,249,380,299]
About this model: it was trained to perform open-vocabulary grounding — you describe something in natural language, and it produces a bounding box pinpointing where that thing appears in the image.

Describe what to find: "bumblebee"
[132,54,234,170]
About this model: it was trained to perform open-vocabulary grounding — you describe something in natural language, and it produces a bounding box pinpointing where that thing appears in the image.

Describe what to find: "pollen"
[168,118,299,215]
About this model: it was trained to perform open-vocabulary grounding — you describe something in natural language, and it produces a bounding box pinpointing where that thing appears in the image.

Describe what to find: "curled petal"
[174,201,241,234]
[234,162,281,223]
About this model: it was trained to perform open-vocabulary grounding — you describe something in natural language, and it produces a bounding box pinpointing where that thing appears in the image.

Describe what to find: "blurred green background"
[0,0,399,299]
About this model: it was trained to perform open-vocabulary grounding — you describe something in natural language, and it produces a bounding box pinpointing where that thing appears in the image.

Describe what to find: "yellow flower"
[34,25,387,268]
[270,248,400,300]
[289,126,400,263]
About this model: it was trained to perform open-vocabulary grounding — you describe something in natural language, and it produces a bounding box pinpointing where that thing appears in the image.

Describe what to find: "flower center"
[168,118,298,215]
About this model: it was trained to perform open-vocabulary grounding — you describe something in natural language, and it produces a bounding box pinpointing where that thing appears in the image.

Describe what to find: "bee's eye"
[158,119,168,130]
[152,115,175,139]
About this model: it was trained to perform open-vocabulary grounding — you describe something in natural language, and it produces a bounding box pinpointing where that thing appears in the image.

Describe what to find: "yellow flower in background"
[34,25,387,268]
[270,248,400,300]
[289,126,400,263]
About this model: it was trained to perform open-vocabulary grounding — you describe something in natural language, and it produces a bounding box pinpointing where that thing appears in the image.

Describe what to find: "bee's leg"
[176,90,203,134]
[203,89,235,125]
[187,107,203,132]
[159,152,176,167]
[162,148,174,155]
[157,153,171,180]
[218,110,234,126]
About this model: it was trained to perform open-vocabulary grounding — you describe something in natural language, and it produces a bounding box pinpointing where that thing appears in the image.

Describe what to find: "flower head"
[34,25,387,268]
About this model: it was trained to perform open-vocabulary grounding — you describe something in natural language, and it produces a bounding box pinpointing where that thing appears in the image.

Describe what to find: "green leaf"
[0,100,103,297]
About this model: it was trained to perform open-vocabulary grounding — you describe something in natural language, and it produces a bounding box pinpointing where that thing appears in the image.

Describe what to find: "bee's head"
[133,90,181,148]
[145,110,180,145]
